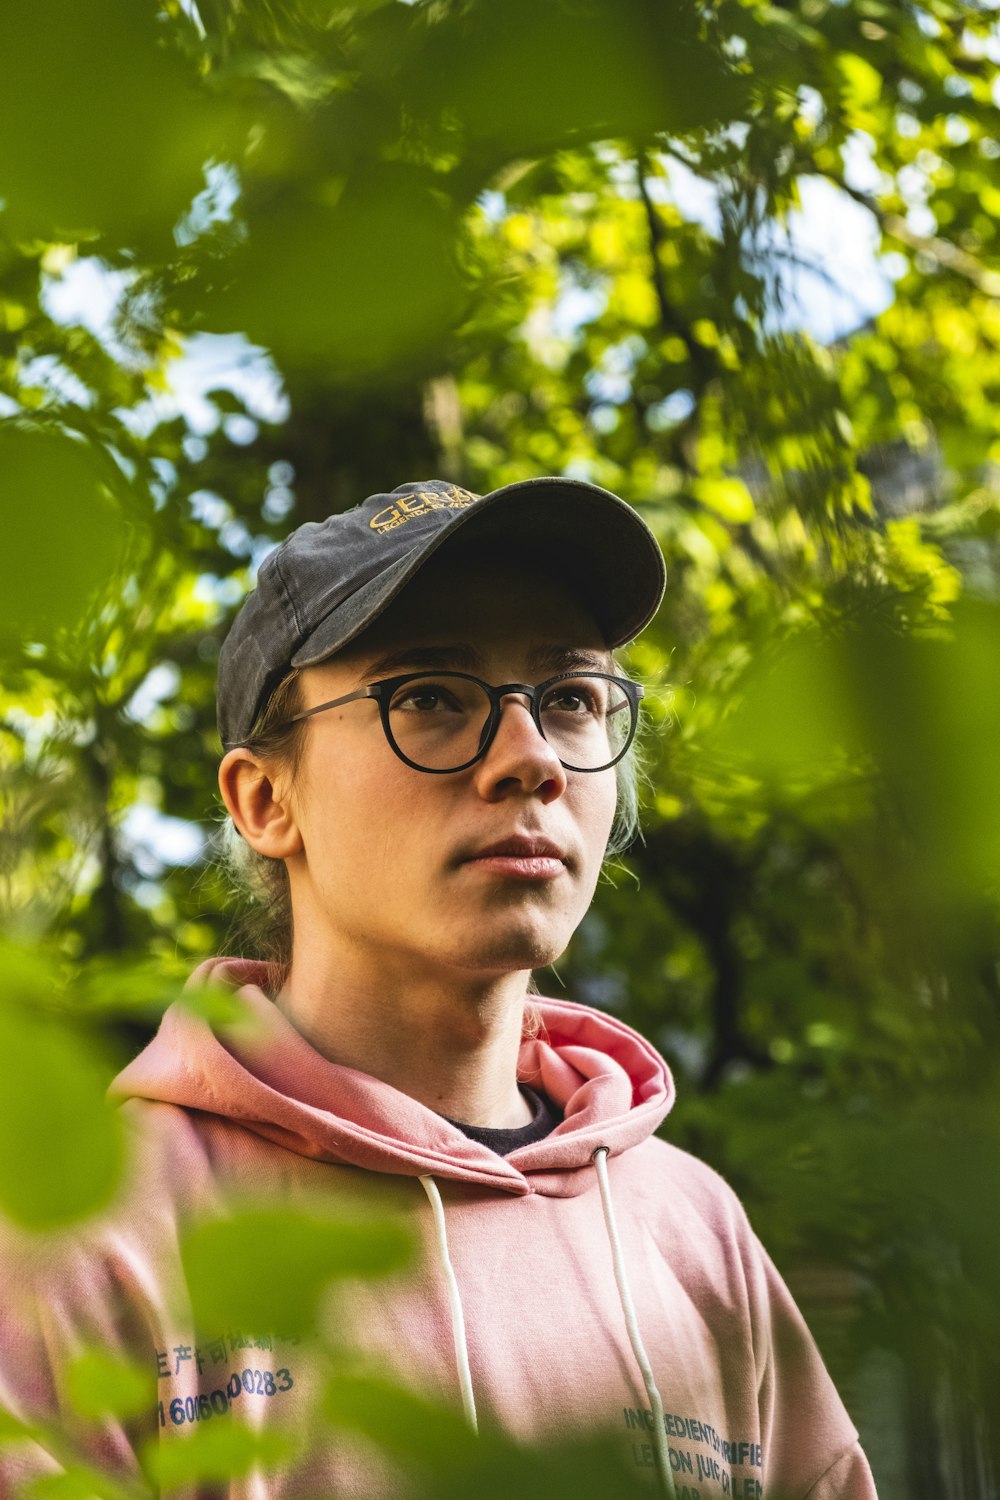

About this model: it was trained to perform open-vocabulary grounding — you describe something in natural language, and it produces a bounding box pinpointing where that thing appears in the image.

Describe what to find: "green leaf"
[0,0,232,244]
[144,1421,295,1490]
[323,1373,478,1471]
[418,0,746,156]
[322,1374,655,1499]
[692,477,756,523]
[65,1350,152,1421]
[181,1207,414,1337]
[837,50,884,115]
[0,1406,35,1445]
[25,1466,138,1500]
[709,630,866,782]
[0,424,125,646]
[851,600,1000,897]
[0,946,124,1229]
[200,167,467,376]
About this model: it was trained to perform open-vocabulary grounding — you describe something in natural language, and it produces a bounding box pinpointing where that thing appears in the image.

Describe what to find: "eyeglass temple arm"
[609,682,643,715]
[287,685,377,724]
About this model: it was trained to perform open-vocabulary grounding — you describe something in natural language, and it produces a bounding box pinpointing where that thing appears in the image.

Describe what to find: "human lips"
[459,834,568,879]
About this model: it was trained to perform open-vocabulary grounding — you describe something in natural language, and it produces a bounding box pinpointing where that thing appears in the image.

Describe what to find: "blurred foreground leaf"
[418,0,745,156]
[143,1421,294,1492]
[710,631,866,783]
[65,1350,152,1422]
[182,1206,414,1337]
[0,1405,36,1446]
[324,1372,655,1500]
[851,600,1000,903]
[24,1464,140,1500]
[199,167,466,375]
[70,958,188,1028]
[0,943,124,1228]
[711,599,1000,917]
[0,0,226,244]
[324,1373,478,1473]
[0,425,126,646]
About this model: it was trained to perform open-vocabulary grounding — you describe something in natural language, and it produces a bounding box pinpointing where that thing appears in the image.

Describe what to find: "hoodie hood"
[111,958,674,1198]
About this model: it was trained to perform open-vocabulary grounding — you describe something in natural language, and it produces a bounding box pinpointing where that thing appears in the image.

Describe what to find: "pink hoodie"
[0,959,876,1499]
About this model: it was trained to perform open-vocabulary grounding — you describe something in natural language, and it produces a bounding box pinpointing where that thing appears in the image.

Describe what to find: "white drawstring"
[420,1154,675,1495]
[593,1147,677,1500]
[418,1175,479,1432]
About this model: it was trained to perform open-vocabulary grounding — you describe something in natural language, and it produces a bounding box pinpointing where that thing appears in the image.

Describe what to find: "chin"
[448,919,572,976]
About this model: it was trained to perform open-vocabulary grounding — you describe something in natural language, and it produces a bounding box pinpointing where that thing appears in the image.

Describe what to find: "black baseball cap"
[217,476,666,749]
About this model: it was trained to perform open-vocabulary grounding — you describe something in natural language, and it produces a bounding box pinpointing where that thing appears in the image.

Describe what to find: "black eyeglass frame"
[280,669,644,775]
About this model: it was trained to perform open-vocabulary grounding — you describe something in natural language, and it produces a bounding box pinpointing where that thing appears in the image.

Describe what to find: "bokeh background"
[3,0,1000,1494]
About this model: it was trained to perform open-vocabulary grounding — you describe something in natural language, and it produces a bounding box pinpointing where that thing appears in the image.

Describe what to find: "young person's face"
[278,551,620,980]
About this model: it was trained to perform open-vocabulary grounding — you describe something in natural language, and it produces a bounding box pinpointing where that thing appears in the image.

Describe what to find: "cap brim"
[292,477,665,668]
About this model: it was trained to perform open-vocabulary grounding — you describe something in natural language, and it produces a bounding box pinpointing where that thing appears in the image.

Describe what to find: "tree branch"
[635,154,717,386]
[817,170,1000,298]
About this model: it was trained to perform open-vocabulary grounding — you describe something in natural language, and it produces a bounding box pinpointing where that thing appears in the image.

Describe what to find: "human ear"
[218,747,303,859]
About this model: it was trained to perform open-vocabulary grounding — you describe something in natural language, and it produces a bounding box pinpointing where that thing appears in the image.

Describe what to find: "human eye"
[541,676,606,716]
[389,676,466,713]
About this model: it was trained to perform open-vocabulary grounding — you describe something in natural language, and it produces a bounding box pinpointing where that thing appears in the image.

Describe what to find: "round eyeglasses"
[280,670,644,774]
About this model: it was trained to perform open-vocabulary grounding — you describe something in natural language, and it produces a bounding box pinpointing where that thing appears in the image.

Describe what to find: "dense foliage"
[3,0,1000,1493]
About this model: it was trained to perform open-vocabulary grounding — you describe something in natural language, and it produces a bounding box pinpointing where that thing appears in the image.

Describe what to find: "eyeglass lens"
[384,674,633,772]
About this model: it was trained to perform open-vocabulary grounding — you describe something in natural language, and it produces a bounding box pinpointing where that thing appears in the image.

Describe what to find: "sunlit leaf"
[693,477,756,523]
[837,51,883,117]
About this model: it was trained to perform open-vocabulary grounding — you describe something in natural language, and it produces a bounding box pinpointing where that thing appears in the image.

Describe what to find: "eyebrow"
[357,643,615,683]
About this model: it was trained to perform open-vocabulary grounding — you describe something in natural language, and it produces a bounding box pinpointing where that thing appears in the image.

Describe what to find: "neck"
[275,925,535,1130]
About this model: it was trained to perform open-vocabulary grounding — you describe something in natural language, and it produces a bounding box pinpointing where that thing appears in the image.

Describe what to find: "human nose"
[472,691,568,802]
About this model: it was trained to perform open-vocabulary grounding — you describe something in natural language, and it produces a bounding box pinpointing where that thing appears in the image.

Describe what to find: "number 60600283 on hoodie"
[0,956,877,1500]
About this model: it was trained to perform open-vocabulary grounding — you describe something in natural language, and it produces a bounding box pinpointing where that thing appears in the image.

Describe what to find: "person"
[0,478,877,1499]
